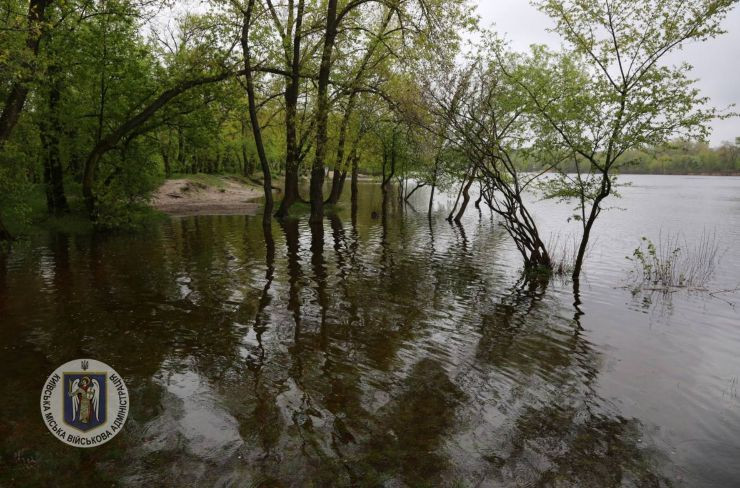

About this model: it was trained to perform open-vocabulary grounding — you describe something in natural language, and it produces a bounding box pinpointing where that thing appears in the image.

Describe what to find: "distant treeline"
[529,140,740,175]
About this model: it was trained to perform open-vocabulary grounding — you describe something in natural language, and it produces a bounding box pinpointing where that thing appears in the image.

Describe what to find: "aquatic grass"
[626,230,722,290]
[546,233,594,277]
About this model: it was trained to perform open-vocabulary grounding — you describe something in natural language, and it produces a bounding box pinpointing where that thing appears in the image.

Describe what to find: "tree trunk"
[572,190,606,282]
[40,65,69,215]
[161,145,171,177]
[82,144,112,215]
[0,217,11,241]
[351,153,359,219]
[0,0,51,147]
[82,71,241,215]
[0,0,55,236]
[327,8,392,206]
[326,96,356,205]
[276,0,305,219]
[337,170,347,199]
[428,182,436,214]
[242,0,273,224]
[240,117,253,176]
[447,166,470,222]
[309,0,339,224]
[65,126,83,181]
[177,126,186,173]
[404,182,425,202]
[454,169,475,223]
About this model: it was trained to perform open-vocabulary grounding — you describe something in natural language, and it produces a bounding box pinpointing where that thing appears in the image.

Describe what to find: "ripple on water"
[1,177,739,486]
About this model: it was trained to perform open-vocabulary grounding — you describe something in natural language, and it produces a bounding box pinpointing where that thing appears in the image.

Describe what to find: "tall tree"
[0,0,52,146]
[518,0,737,284]
[240,0,274,223]
[0,0,53,240]
[39,59,69,215]
[326,6,395,205]
[271,0,309,218]
[309,0,339,223]
[427,50,557,269]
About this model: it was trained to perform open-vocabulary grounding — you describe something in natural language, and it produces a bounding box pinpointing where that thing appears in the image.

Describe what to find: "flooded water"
[1,175,739,487]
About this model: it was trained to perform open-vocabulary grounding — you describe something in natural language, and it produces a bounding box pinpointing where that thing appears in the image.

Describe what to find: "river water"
[0,175,739,487]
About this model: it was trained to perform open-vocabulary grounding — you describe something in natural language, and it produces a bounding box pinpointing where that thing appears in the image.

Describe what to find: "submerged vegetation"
[627,232,722,290]
[1,0,738,281]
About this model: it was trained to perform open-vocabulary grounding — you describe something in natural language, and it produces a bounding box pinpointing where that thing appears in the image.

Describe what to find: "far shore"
[618,172,740,176]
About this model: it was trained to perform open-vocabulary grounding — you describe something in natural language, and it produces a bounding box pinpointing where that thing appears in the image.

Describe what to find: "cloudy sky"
[474,1,740,146]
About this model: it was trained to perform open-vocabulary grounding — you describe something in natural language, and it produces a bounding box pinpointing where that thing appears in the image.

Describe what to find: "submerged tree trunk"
[428,183,436,214]
[309,0,339,224]
[501,198,551,270]
[447,165,472,222]
[380,133,397,215]
[476,157,552,270]
[572,176,609,283]
[351,153,359,218]
[241,0,273,224]
[428,155,440,215]
[454,168,475,223]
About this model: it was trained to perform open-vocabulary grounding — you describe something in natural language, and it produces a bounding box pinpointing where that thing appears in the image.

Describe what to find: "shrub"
[626,231,721,289]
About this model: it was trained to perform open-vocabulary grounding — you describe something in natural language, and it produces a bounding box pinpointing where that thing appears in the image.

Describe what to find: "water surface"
[1,175,739,487]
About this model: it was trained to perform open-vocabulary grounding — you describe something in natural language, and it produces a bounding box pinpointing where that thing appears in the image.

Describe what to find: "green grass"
[287,200,312,215]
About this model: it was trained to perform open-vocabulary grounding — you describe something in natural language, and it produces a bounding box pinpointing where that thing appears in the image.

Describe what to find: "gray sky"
[475,1,740,147]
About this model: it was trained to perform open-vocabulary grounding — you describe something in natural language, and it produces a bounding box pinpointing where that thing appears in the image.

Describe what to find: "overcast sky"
[474,1,740,146]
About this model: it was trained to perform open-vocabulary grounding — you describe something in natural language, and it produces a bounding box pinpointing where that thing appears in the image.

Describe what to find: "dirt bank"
[152,177,263,216]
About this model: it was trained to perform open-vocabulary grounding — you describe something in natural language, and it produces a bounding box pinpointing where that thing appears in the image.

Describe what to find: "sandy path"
[152,178,263,216]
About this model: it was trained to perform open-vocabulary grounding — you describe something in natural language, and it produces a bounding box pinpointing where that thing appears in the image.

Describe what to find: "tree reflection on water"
[0,191,676,487]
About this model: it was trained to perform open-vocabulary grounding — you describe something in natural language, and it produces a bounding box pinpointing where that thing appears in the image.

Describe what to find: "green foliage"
[93,144,162,231]
[0,0,735,250]
[628,237,681,286]
[0,174,34,231]
[620,140,740,174]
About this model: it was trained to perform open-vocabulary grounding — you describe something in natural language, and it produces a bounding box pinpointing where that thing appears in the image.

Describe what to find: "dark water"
[1,176,739,487]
